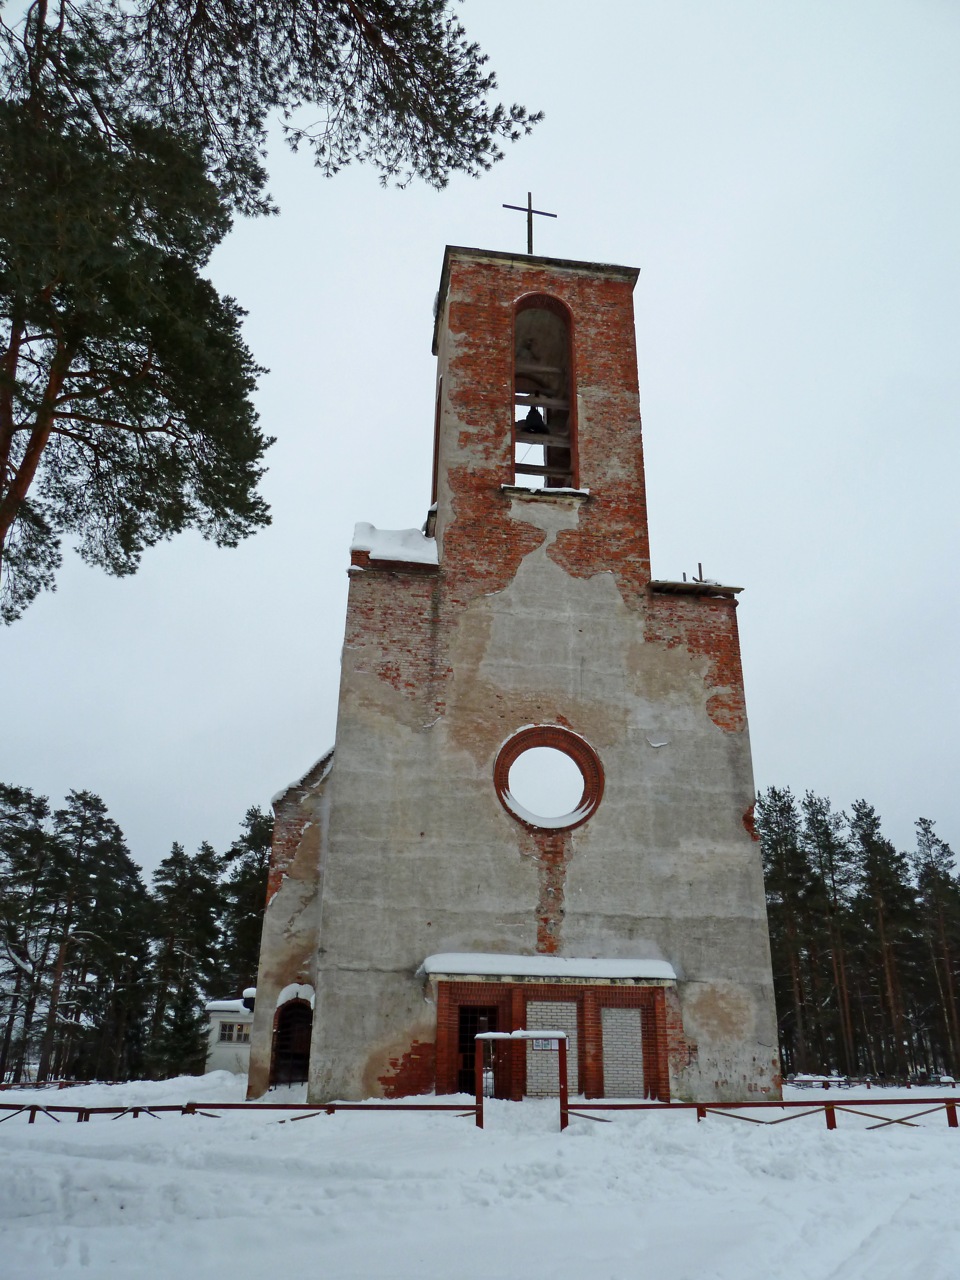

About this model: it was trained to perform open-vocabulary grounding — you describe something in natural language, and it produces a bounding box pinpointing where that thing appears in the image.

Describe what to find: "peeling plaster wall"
[291,249,778,1104]
[246,758,330,1098]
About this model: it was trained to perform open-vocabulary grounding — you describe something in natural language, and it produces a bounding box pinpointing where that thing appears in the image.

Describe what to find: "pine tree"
[219,806,272,996]
[848,801,922,1079]
[147,840,224,1077]
[1,1,540,620]
[0,10,270,621]
[2,2,542,216]
[31,791,150,1081]
[910,818,960,1074]
[800,792,857,1073]
[59,822,152,1082]
[0,783,61,1081]
[756,787,816,1072]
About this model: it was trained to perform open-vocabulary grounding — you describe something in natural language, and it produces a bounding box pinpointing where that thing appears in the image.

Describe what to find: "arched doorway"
[270,1000,312,1086]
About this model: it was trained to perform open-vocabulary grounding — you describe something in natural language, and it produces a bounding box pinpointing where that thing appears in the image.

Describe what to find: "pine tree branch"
[50,411,186,439]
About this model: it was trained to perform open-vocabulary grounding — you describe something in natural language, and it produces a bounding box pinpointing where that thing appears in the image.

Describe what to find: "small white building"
[204,990,255,1075]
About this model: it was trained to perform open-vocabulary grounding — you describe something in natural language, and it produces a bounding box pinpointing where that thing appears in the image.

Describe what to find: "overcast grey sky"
[4,0,958,874]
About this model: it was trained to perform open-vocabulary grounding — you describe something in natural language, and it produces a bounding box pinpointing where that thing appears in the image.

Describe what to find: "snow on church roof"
[351,522,439,566]
[418,953,677,981]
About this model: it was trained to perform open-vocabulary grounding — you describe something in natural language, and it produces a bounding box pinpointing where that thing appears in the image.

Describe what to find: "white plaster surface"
[419,954,677,980]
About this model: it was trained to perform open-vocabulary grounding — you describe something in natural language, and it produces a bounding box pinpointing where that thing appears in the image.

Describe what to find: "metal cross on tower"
[502,191,557,254]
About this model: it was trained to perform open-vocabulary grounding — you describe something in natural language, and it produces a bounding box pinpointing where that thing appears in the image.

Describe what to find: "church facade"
[247,245,781,1104]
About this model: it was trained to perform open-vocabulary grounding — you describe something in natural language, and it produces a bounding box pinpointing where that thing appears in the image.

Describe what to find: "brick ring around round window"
[494,726,604,832]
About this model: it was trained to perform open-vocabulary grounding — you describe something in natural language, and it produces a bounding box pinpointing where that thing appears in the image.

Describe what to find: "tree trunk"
[856,979,879,1076]
[875,898,908,1077]
[935,903,960,1072]
[0,338,76,556]
[0,298,26,492]
[787,929,810,1071]
[834,940,856,1074]
[36,890,74,1083]
[0,965,24,1079]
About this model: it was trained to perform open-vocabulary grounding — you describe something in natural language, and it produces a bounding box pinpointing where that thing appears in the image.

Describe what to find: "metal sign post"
[474,1029,570,1130]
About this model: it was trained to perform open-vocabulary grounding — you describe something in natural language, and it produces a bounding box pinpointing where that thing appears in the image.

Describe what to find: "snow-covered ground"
[2,1074,959,1279]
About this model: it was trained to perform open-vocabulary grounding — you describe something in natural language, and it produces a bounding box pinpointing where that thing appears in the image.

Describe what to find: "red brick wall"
[439,255,651,608]
[343,251,748,736]
[378,1040,436,1098]
[344,559,448,714]
[266,751,332,904]
[645,592,748,733]
[434,980,673,1101]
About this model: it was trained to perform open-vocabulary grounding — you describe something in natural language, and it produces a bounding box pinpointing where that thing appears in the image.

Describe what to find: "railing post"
[696,1105,706,1122]
[475,1037,484,1129]
[558,1038,569,1132]
[946,1101,958,1129]
[28,1106,37,1125]
[824,1104,837,1130]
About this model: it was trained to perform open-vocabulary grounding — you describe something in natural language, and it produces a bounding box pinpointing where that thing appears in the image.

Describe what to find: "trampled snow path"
[2,1074,959,1280]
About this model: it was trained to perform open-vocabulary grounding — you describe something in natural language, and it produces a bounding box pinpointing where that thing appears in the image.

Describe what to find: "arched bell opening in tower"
[513,298,575,489]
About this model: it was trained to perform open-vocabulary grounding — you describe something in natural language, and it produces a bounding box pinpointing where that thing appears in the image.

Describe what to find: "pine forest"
[757,788,960,1081]
[0,785,270,1084]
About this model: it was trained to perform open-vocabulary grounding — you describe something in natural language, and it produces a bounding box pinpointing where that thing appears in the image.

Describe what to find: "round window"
[494,727,604,831]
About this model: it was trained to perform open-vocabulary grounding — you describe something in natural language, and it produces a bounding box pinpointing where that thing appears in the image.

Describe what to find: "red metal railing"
[1,1095,958,1131]
[563,1097,960,1131]
[0,1100,478,1125]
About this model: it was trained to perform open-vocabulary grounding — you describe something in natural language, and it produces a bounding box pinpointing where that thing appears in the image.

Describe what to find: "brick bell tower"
[247,246,781,1105]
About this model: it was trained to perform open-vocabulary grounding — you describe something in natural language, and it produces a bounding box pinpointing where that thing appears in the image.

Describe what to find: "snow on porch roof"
[418,953,677,982]
[476,1029,568,1040]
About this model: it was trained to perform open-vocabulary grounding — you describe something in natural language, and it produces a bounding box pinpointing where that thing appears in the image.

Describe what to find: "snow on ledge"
[351,522,439,565]
[417,953,677,981]
[205,999,249,1014]
[275,982,315,1010]
[500,484,590,498]
[476,1029,568,1040]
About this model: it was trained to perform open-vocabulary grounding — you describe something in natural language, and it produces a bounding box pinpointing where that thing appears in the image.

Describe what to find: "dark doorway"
[270,1000,312,1086]
[457,1005,499,1095]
